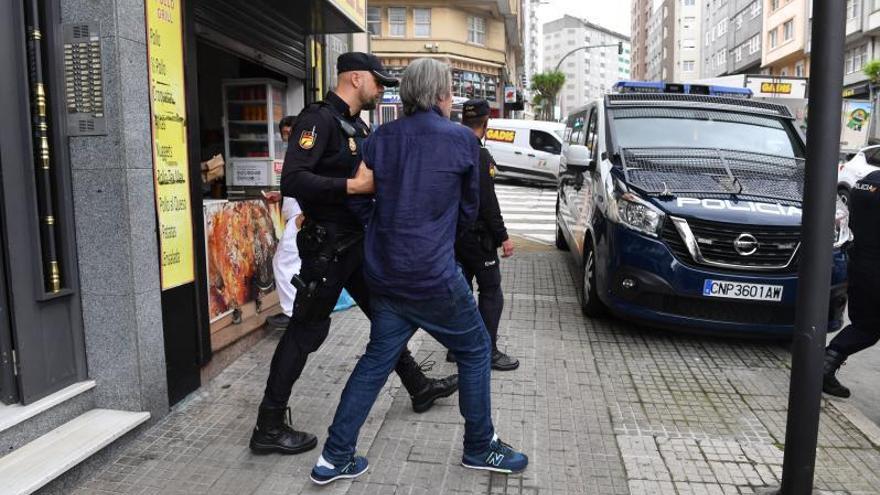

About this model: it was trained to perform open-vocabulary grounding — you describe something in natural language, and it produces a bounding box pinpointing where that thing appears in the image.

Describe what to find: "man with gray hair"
[310,58,528,485]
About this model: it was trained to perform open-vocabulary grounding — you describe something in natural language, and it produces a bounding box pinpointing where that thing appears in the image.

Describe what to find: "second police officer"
[823,170,880,398]
[249,53,459,456]
[448,99,519,371]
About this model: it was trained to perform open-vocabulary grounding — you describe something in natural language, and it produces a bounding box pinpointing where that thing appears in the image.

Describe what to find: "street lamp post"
[771,1,846,494]
[551,42,623,120]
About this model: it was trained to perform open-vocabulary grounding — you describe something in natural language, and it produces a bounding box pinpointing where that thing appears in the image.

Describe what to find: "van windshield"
[610,109,802,158]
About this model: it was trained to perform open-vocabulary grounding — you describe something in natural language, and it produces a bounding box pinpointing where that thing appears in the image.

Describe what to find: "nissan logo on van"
[733,233,759,256]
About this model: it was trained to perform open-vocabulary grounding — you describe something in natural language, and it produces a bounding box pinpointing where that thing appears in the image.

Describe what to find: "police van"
[483,119,565,184]
[556,81,850,335]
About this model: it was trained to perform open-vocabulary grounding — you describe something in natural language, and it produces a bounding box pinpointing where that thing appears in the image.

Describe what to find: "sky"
[536,0,633,37]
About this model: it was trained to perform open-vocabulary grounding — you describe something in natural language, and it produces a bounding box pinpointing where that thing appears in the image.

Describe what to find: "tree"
[863,60,880,141]
[529,71,566,121]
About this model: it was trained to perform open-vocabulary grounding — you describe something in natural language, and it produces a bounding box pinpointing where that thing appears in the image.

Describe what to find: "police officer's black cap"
[337,52,399,87]
[462,99,490,118]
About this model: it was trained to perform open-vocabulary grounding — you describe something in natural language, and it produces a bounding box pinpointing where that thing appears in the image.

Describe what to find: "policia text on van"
[555,82,850,335]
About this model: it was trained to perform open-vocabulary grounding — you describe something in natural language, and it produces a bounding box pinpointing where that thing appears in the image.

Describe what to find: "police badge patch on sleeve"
[299,127,316,150]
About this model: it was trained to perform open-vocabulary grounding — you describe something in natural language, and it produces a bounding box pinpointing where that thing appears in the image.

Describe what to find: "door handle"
[527,153,536,158]
[514,151,523,155]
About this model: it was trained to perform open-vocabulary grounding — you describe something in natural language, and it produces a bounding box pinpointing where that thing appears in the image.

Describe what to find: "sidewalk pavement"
[72,249,880,495]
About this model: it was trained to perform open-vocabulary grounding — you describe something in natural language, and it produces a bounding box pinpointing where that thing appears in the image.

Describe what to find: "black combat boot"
[823,348,851,398]
[396,351,459,413]
[249,406,317,455]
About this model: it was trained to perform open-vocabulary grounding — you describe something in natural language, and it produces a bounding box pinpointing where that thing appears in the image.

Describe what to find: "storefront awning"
[842,82,869,98]
[265,0,366,34]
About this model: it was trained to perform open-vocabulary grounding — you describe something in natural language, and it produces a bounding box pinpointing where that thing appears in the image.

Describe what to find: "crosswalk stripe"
[496,184,559,245]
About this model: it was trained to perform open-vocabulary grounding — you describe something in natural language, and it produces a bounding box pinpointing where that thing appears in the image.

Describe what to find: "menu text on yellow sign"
[146,0,195,290]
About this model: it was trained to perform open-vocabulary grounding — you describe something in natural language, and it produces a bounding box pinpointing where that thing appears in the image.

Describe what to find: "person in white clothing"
[266,116,303,329]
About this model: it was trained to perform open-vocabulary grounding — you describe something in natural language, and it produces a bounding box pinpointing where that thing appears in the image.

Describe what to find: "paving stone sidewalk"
[72,250,880,494]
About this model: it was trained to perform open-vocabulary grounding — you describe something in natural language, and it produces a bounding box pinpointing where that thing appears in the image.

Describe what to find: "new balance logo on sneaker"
[486,452,505,467]
[461,434,528,474]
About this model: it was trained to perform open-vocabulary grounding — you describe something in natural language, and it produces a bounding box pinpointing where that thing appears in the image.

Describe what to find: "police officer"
[823,170,880,398]
[447,99,519,371]
[250,53,459,456]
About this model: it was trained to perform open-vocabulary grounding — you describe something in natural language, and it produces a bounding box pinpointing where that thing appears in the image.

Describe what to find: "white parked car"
[838,145,880,205]
[483,119,565,184]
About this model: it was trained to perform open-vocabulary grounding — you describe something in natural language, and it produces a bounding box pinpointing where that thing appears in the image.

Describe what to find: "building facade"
[631,0,652,80]
[728,0,764,74]
[542,15,630,118]
[367,0,524,118]
[703,0,730,77]
[0,0,365,491]
[646,0,679,82]
[838,0,880,101]
[761,0,810,77]
[673,0,703,81]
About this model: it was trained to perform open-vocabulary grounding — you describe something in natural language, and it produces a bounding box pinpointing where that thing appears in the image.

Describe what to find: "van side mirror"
[566,144,595,172]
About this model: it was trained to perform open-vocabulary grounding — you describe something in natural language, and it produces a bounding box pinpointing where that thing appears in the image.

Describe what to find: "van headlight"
[834,197,852,248]
[614,192,665,237]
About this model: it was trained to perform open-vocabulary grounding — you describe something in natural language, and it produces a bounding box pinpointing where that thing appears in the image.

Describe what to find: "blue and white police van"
[555,81,850,335]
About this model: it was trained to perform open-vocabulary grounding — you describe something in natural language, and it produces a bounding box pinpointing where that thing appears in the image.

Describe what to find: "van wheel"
[580,241,605,317]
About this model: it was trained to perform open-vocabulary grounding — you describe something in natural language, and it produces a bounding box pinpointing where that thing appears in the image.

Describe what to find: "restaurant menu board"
[146,0,195,290]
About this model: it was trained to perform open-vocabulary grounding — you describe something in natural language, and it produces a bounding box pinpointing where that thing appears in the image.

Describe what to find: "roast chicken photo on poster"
[204,199,282,321]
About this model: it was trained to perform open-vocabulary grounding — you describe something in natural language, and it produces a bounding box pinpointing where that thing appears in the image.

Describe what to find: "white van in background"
[483,119,565,184]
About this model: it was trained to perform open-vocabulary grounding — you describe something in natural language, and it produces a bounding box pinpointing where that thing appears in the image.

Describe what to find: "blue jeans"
[322,272,494,464]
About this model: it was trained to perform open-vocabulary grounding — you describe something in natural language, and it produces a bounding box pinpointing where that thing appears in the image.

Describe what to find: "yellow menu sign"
[146,0,194,290]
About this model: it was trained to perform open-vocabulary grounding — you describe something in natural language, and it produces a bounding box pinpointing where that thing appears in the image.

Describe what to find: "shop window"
[389,7,406,37]
[468,16,486,45]
[367,7,381,36]
[414,8,431,37]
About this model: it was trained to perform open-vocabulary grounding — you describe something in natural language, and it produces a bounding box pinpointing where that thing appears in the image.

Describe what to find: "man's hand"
[346,162,375,195]
[294,213,305,229]
[501,239,514,258]
[261,190,282,203]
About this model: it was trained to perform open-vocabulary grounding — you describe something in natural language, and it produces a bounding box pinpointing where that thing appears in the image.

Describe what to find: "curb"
[826,398,880,448]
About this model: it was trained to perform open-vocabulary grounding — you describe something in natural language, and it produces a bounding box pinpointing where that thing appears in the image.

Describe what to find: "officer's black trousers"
[261,233,428,410]
[829,321,880,357]
[457,242,503,352]
[829,263,880,357]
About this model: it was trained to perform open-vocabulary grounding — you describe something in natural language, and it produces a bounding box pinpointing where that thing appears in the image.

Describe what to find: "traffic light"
[618,42,624,55]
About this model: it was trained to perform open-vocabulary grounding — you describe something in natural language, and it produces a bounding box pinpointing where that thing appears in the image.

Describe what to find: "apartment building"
[701,0,762,77]
[761,0,810,77]
[367,0,524,117]
[646,0,677,81]
[703,0,729,77]
[631,0,653,80]
[674,0,703,81]
[839,0,880,100]
[542,15,631,117]
[728,0,764,74]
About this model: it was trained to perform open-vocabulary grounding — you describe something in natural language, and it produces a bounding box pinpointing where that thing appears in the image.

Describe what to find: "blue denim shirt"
[361,107,480,300]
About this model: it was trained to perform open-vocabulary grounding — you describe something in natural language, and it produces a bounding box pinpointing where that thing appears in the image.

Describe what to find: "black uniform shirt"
[280,92,370,226]
[849,170,880,258]
[476,136,508,245]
